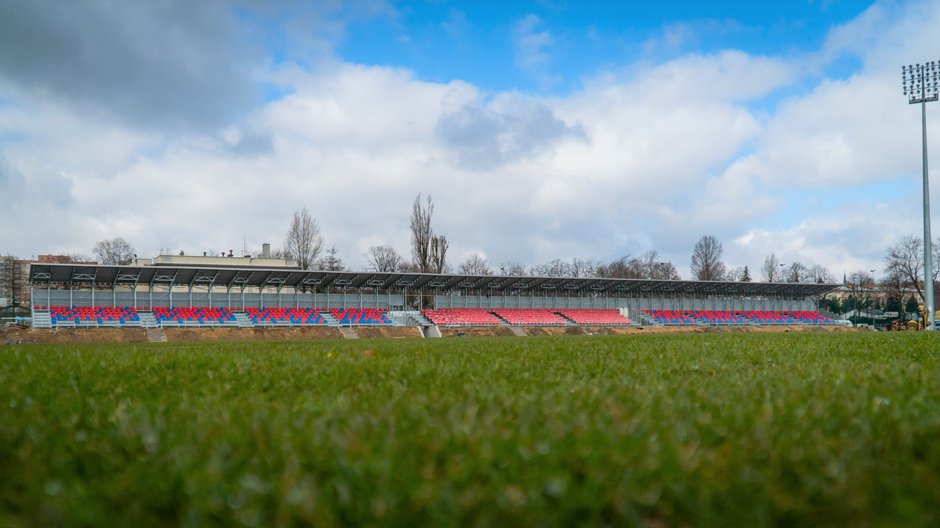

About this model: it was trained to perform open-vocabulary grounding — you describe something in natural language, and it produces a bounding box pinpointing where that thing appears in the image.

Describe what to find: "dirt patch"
[163,326,343,342]
[523,326,586,336]
[637,325,860,334]
[355,326,423,339]
[1,326,149,344]
[1,323,865,345]
[439,326,517,337]
[582,326,647,335]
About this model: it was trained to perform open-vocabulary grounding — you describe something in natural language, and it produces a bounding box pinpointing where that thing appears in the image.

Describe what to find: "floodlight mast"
[903,61,939,330]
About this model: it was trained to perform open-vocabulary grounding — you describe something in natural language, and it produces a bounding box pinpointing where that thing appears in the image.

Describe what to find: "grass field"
[2,332,939,527]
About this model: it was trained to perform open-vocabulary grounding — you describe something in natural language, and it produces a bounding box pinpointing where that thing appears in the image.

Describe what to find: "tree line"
[85,198,940,310]
[281,200,843,284]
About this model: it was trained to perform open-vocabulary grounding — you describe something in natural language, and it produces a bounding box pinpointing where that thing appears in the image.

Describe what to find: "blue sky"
[336,1,868,94]
[0,0,938,279]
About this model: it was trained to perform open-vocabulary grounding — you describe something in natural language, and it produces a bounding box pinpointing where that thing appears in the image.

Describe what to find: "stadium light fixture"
[903,61,940,330]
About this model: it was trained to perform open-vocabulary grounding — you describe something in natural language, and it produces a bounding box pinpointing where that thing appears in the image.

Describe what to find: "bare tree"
[597,251,680,279]
[498,261,528,276]
[848,270,874,289]
[650,261,681,280]
[883,267,908,317]
[458,253,492,275]
[410,194,434,272]
[884,235,940,304]
[596,256,637,278]
[68,254,95,263]
[284,207,323,270]
[690,235,726,281]
[398,261,421,273]
[531,259,572,277]
[642,251,681,280]
[725,266,743,282]
[317,245,346,271]
[365,245,403,272]
[808,264,835,284]
[784,262,809,283]
[93,237,135,265]
[429,235,449,273]
[570,258,601,278]
[761,254,780,282]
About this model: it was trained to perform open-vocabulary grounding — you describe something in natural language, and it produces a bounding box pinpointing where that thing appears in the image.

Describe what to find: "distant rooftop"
[134,253,300,269]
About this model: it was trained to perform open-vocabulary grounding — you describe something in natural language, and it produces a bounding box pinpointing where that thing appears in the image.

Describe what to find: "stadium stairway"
[138,312,158,329]
[146,327,167,343]
[321,311,341,326]
[389,310,431,326]
[636,312,662,327]
[490,312,512,325]
[233,312,253,328]
[31,310,51,328]
[338,327,359,339]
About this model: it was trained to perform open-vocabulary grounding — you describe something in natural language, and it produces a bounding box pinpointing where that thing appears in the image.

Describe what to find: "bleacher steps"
[509,327,526,337]
[138,312,158,328]
[411,312,433,326]
[321,312,341,326]
[637,313,661,326]
[492,314,512,325]
[31,311,51,328]
[421,325,442,338]
[233,312,253,328]
[146,327,167,343]
[338,327,359,339]
[389,310,431,326]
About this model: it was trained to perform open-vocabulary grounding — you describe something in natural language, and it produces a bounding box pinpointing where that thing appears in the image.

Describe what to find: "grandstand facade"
[28,262,840,330]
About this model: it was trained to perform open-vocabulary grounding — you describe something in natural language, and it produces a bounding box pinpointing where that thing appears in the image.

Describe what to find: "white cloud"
[513,14,552,70]
[512,14,558,88]
[729,196,925,277]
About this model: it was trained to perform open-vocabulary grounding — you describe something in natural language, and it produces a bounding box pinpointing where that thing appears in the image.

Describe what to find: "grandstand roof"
[28,263,841,297]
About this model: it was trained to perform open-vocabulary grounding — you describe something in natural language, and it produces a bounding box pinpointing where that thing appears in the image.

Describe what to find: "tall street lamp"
[870,269,876,329]
[903,61,939,330]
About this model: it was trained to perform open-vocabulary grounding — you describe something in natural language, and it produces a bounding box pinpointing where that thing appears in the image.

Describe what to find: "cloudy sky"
[1,0,938,279]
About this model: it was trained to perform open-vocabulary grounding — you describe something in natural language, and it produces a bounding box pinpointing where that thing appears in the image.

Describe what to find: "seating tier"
[48,305,140,325]
[644,310,697,325]
[38,305,833,328]
[422,308,502,325]
[422,308,634,326]
[643,310,834,325]
[556,309,633,325]
[152,306,236,325]
[245,307,325,325]
[490,308,568,325]
[330,308,392,325]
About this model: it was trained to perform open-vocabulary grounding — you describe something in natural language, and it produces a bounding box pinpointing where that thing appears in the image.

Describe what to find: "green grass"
[1,333,939,527]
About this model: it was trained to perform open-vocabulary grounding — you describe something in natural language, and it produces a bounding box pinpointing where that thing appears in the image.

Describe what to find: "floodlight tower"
[903,61,940,330]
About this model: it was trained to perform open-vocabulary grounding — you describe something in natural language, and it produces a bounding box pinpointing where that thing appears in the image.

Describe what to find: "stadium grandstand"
[28,261,840,333]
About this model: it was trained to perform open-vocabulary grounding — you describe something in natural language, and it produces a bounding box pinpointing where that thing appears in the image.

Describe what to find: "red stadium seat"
[555,309,632,325]
[422,308,502,325]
